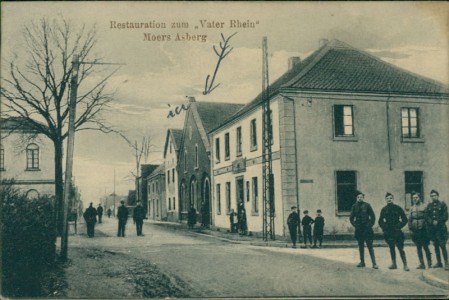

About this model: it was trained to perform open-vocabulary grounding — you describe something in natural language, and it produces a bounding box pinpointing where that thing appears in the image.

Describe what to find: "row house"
[177,97,244,225]
[136,164,158,216]
[147,163,166,221]
[163,128,183,222]
[0,117,55,198]
[210,39,448,236]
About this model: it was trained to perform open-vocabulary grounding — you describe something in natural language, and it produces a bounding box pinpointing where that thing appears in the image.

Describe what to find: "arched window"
[26,189,39,200]
[26,143,39,170]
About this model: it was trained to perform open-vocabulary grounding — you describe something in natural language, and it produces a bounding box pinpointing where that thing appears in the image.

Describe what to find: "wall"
[165,134,179,222]
[211,99,286,235]
[1,132,55,197]
[288,92,449,234]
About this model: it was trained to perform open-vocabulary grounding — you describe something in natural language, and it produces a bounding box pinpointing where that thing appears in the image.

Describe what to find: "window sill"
[215,160,221,164]
[336,211,351,217]
[236,152,242,158]
[401,138,424,143]
[217,212,221,215]
[250,145,257,152]
[25,168,41,171]
[333,136,358,142]
[251,212,259,216]
[224,157,230,161]
[0,168,5,171]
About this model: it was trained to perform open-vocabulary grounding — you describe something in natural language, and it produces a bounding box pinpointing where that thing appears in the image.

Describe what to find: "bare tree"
[1,17,117,233]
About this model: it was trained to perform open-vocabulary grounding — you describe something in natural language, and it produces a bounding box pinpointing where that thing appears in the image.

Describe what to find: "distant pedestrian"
[201,201,209,228]
[378,193,409,271]
[229,209,237,233]
[187,205,197,229]
[301,210,313,248]
[313,209,325,248]
[133,201,146,236]
[83,202,97,238]
[97,204,104,224]
[107,208,112,218]
[350,191,378,269]
[409,192,432,269]
[425,190,448,270]
[238,208,248,236]
[117,200,129,237]
[287,206,300,248]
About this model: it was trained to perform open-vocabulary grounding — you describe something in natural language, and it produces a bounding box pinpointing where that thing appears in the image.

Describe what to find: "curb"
[421,269,449,290]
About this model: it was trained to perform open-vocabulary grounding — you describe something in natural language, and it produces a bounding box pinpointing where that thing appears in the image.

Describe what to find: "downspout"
[283,95,301,238]
[386,87,393,171]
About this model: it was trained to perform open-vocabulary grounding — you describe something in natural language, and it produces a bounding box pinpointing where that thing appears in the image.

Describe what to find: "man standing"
[83,202,97,238]
[409,192,432,269]
[378,192,409,271]
[97,203,104,224]
[133,201,146,236]
[117,200,129,237]
[350,191,378,269]
[425,190,448,270]
[187,205,197,229]
[287,206,300,248]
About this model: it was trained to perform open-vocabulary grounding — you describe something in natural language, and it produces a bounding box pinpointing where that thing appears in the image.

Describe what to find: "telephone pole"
[261,37,275,241]
[60,56,124,260]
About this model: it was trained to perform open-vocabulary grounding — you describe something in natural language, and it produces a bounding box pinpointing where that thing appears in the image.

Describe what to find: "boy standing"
[301,210,314,248]
[287,206,300,248]
[313,209,325,248]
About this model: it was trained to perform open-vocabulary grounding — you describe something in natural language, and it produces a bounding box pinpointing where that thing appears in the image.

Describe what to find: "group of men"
[285,190,448,272]
[83,200,146,238]
[350,189,447,271]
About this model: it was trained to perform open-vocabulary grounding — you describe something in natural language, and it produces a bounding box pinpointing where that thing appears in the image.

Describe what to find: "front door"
[235,177,244,211]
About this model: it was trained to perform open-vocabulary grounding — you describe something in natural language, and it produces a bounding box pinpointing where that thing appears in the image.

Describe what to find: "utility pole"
[61,54,79,260]
[60,56,124,260]
[261,37,275,241]
[114,168,116,216]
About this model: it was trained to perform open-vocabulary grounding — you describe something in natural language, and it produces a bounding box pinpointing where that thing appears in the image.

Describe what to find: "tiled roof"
[195,102,244,133]
[149,163,165,178]
[214,39,448,131]
[0,117,40,131]
[285,40,448,94]
[170,128,183,151]
[141,164,159,178]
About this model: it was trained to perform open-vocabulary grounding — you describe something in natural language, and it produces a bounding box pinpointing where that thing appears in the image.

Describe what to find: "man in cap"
[117,200,129,237]
[133,201,146,236]
[83,202,97,238]
[425,189,448,270]
[350,191,378,269]
[378,192,409,271]
[287,206,300,248]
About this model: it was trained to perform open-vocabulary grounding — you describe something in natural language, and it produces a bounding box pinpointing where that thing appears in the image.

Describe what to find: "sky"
[1,2,448,205]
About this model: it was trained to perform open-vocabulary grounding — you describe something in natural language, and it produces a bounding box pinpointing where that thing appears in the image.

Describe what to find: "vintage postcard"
[1,1,448,299]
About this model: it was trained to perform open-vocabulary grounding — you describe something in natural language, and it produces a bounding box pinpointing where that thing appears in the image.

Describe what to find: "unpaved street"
[61,218,447,298]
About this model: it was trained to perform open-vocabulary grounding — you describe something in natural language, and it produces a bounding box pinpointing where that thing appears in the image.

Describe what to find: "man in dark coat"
[287,206,300,248]
[83,202,97,238]
[378,192,409,271]
[425,189,449,270]
[133,201,146,236]
[313,209,325,248]
[301,210,314,248]
[97,204,104,224]
[350,191,378,269]
[187,205,197,229]
[238,208,248,236]
[117,200,129,237]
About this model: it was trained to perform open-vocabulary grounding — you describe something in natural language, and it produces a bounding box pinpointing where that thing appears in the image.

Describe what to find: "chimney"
[288,57,301,71]
[319,39,329,47]
[187,96,196,103]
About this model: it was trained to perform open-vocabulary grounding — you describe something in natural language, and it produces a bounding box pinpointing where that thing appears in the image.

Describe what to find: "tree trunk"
[54,139,64,237]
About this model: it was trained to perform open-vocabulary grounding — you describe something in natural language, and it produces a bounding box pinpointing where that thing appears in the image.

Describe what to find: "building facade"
[0,118,55,198]
[163,128,183,222]
[177,97,243,226]
[210,39,449,236]
[147,163,166,221]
